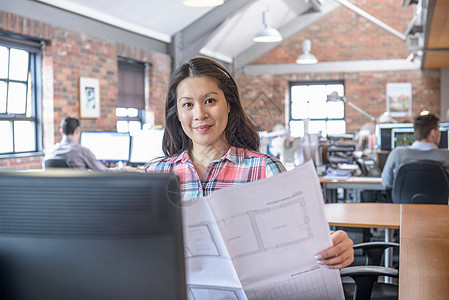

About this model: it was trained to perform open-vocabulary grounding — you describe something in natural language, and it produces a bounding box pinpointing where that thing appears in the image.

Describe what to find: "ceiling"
[35,0,448,70]
[422,0,449,69]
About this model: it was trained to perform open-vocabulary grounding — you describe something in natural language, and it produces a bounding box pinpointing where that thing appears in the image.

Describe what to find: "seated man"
[44,116,134,171]
[382,113,449,188]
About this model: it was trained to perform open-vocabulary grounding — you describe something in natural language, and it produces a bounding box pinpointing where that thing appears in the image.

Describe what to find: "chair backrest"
[392,160,449,204]
[44,156,72,169]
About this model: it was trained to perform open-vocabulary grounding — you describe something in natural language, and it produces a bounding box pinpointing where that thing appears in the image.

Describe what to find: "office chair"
[392,160,449,204]
[44,156,72,169]
[342,242,399,300]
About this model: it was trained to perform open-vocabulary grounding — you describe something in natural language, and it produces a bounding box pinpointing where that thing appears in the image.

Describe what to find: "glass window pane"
[26,73,32,117]
[117,121,128,133]
[0,46,8,79]
[0,81,7,113]
[325,84,344,98]
[327,120,346,135]
[14,121,36,152]
[307,85,327,119]
[116,107,128,117]
[7,82,27,114]
[291,86,309,119]
[289,120,304,138]
[308,120,326,136]
[128,121,141,136]
[127,108,138,117]
[0,121,13,153]
[326,101,344,118]
[9,48,29,81]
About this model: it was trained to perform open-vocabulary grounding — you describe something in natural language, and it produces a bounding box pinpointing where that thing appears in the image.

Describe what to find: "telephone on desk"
[356,159,381,177]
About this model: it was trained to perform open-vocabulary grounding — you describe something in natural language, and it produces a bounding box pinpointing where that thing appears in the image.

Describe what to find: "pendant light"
[253,10,282,43]
[182,0,224,7]
[296,39,318,64]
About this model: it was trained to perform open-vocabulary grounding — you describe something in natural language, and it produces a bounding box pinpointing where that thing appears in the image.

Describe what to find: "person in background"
[146,57,354,269]
[382,113,449,188]
[44,116,135,171]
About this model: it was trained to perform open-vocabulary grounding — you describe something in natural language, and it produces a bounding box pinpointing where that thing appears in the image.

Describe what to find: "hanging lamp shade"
[253,10,283,43]
[182,0,224,7]
[296,39,318,64]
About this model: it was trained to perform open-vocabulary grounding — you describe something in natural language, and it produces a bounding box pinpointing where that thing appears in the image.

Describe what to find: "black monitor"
[0,171,186,300]
[438,122,449,149]
[80,132,131,162]
[129,129,165,165]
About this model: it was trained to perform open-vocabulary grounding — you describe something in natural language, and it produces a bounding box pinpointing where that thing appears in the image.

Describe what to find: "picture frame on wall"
[79,77,100,118]
[386,82,412,117]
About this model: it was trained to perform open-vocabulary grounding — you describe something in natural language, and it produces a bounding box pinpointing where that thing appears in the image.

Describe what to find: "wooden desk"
[320,176,385,202]
[398,204,449,300]
[325,203,400,229]
[399,238,449,299]
[400,204,449,239]
[325,203,400,268]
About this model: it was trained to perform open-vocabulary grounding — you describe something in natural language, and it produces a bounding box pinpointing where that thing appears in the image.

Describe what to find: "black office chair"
[342,242,400,300]
[44,156,72,169]
[392,160,449,204]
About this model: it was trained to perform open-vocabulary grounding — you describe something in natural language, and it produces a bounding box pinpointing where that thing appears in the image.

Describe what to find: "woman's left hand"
[314,230,354,269]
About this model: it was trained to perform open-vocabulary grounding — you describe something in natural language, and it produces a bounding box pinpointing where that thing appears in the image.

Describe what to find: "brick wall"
[237,69,440,133]
[237,0,440,133]
[0,11,171,170]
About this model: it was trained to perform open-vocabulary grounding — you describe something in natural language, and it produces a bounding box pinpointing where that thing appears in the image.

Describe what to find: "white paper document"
[182,160,344,300]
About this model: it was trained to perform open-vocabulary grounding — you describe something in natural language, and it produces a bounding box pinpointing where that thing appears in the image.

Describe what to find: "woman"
[146,57,353,269]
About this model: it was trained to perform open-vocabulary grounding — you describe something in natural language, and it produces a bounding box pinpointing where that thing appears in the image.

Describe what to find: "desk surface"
[399,238,449,299]
[325,203,400,229]
[400,204,449,240]
[319,176,383,184]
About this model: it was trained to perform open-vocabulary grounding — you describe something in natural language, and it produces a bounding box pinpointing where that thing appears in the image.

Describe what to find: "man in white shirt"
[381,113,449,188]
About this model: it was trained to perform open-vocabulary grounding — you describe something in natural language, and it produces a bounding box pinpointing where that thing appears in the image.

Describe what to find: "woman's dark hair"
[414,113,439,141]
[163,57,259,156]
[60,116,80,135]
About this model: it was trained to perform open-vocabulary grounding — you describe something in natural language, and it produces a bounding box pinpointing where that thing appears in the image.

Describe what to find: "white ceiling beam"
[242,59,421,75]
[171,0,255,68]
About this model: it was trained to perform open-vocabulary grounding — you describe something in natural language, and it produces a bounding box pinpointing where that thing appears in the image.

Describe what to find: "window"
[289,81,345,137]
[117,58,145,136]
[0,35,42,156]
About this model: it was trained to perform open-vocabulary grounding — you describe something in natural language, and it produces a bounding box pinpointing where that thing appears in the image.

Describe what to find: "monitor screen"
[438,123,449,149]
[129,129,165,164]
[80,132,130,161]
[376,123,413,150]
[0,171,186,300]
[391,128,415,148]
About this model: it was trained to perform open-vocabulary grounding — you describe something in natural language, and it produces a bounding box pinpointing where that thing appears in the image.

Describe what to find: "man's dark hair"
[162,57,259,156]
[414,113,439,141]
[60,116,80,135]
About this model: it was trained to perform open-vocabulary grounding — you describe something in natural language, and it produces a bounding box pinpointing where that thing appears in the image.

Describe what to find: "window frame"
[288,80,346,137]
[0,33,43,158]
[116,57,146,135]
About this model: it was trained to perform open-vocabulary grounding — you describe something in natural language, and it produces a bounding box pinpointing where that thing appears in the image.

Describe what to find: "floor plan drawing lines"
[246,269,330,300]
[187,284,247,300]
[184,222,223,258]
[218,194,312,258]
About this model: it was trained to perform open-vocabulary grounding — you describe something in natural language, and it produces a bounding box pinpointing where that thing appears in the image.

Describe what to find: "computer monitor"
[438,122,449,149]
[391,128,415,148]
[0,171,186,300]
[129,129,165,164]
[376,123,413,150]
[80,131,131,162]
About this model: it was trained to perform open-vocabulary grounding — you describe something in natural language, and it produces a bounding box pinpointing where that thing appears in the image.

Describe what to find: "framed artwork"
[79,77,100,118]
[386,82,412,117]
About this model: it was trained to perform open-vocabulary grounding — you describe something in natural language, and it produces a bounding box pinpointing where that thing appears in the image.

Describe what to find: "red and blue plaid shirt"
[145,146,286,201]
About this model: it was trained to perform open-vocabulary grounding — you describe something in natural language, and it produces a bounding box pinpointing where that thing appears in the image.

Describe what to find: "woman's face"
[176,76,230,151]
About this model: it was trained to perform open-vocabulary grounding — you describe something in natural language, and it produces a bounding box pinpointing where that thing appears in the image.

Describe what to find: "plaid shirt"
[145,146,286,201]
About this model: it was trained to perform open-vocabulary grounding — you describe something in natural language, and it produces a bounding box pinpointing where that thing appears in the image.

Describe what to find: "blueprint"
[182,160,344,300]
